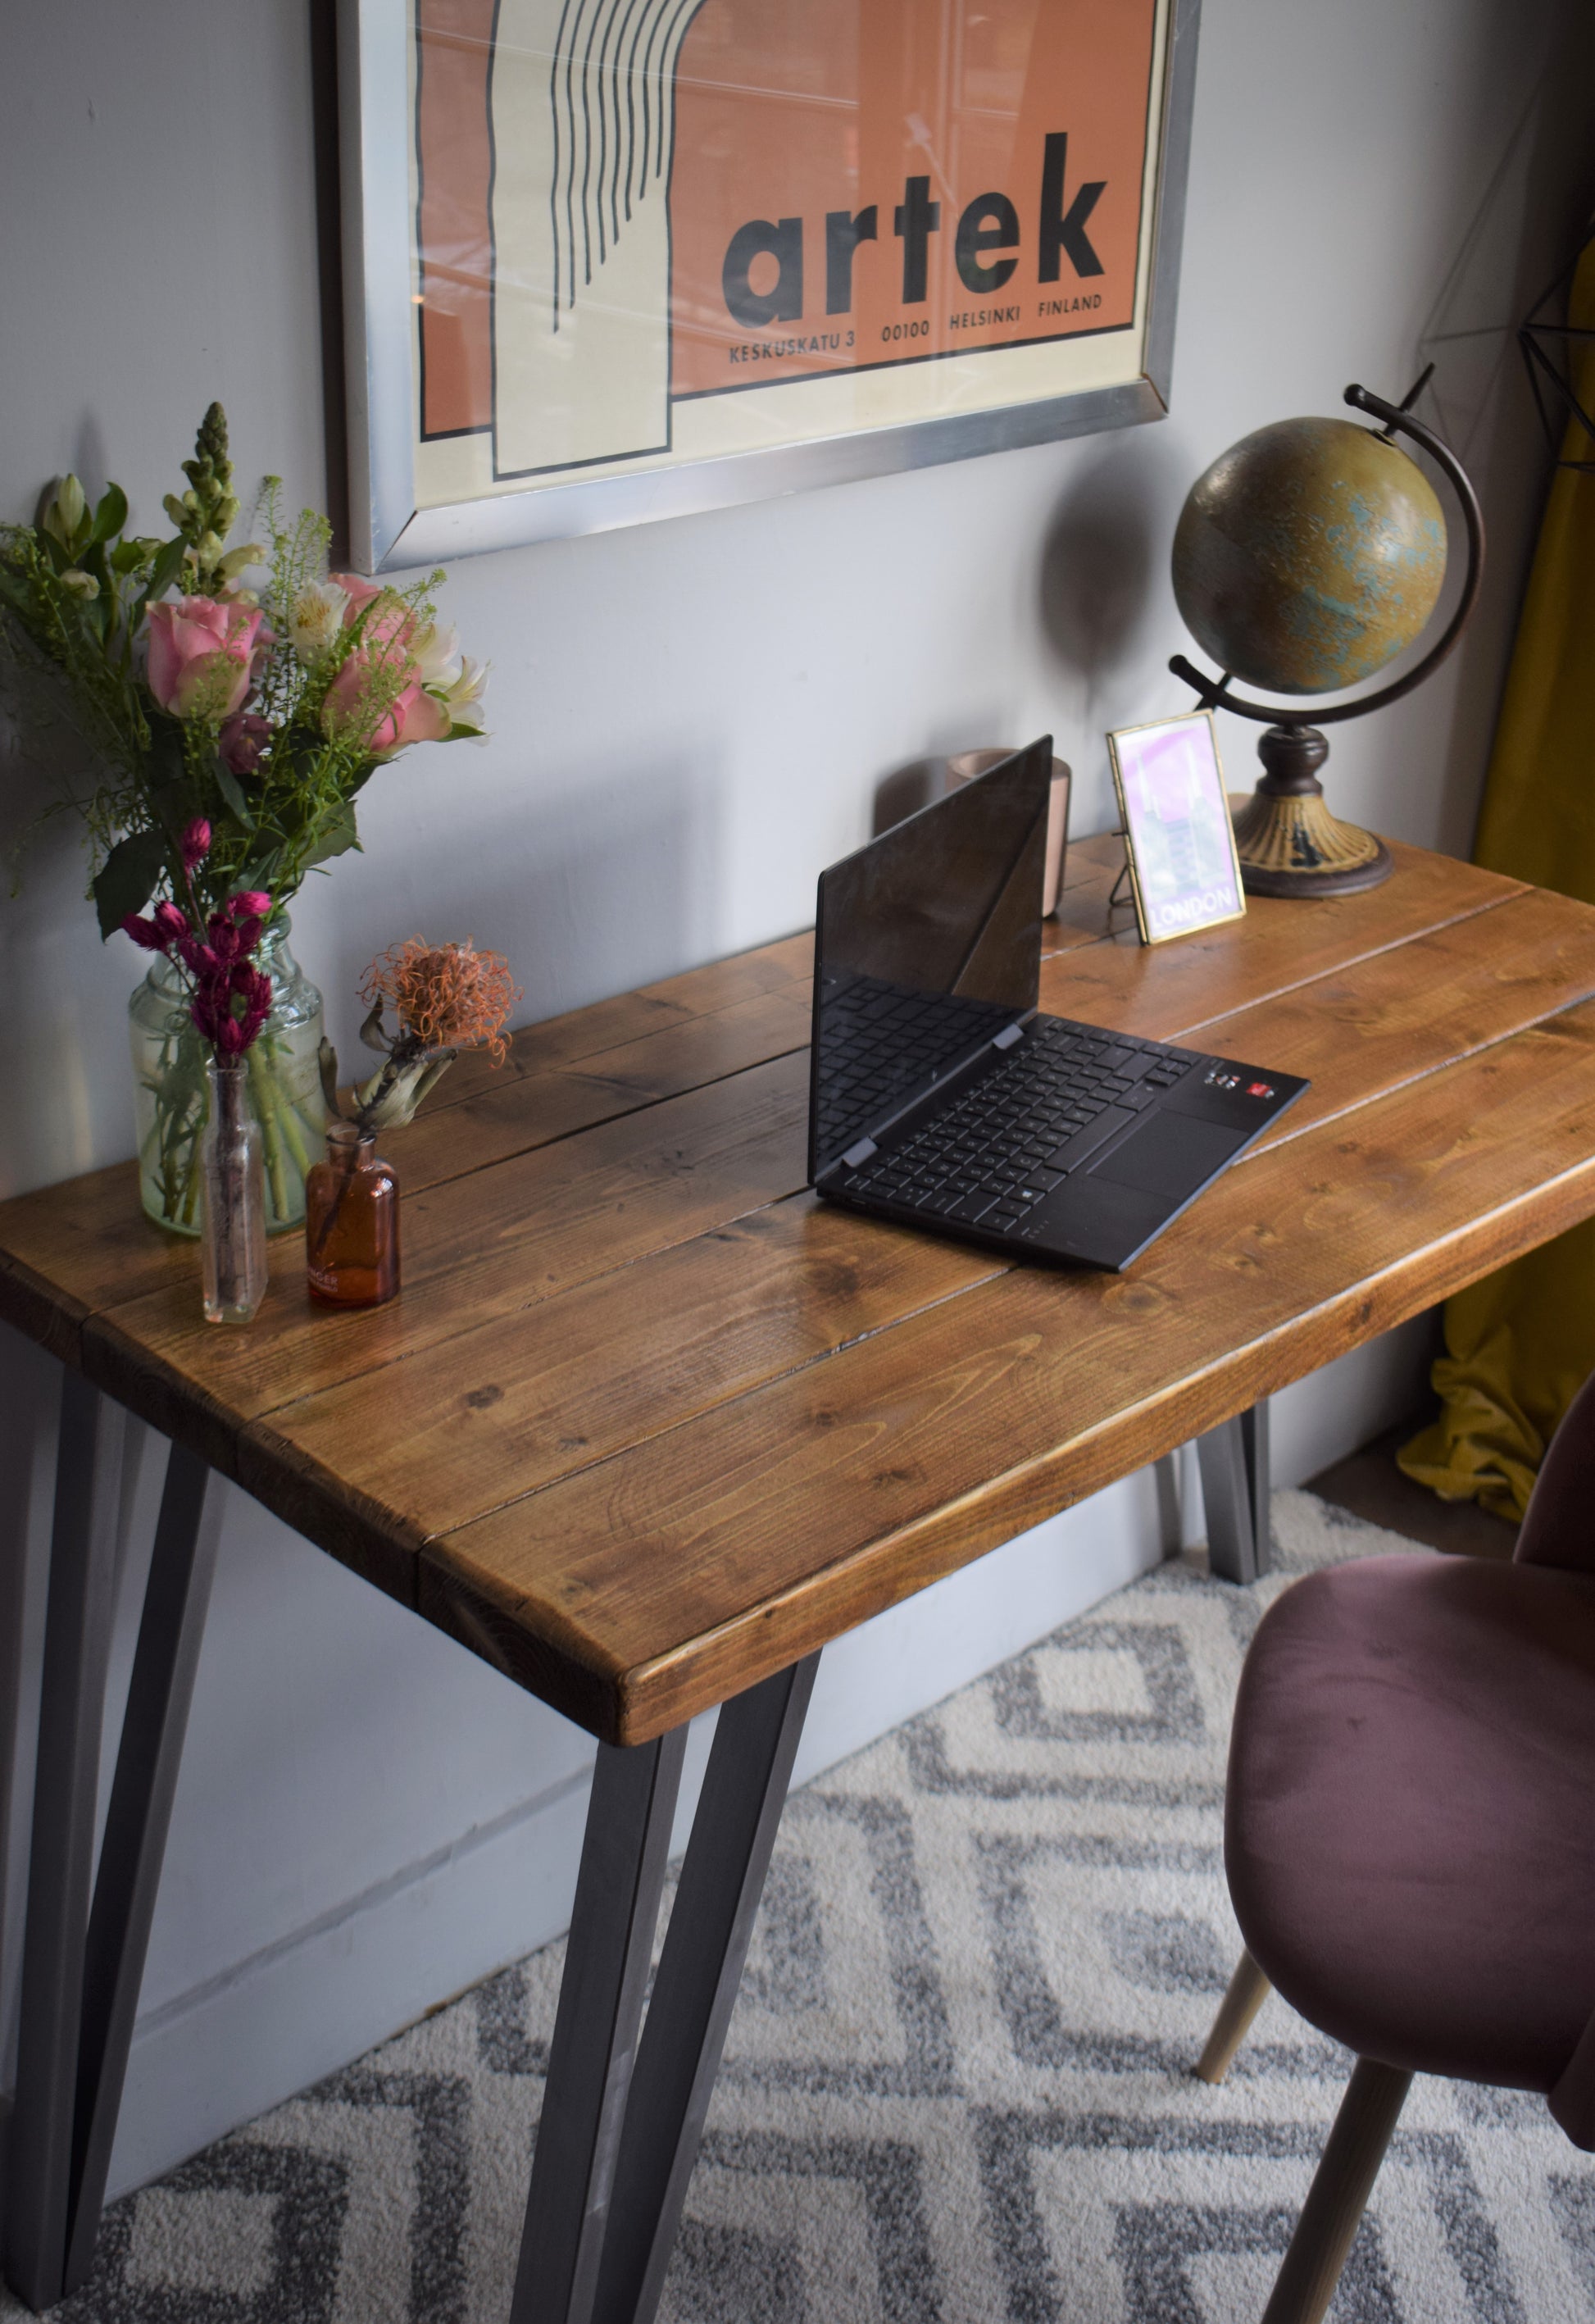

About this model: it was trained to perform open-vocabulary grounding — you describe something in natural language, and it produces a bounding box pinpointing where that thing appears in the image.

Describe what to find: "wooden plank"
[0,1165,194,1339]
[1041,830,1129,953]
[76,867,1588,1563]
[245,893,1595,1562]
[420,1003,1595,1741]
[1038,840,1525,1039]
[1063,830,1126,879]
[236,1198,1000,1583]
[0,842,1497,1339]
[1044,868,1125,953]
[1210,886,1595,1152]
[416,930,813,1112]
[518,985,811,1100]
[80,1050,816,1492]
[0,1251,94,1368]
[0,985,813,1352]
[380,985,812,1191]
[642,930,811,1007]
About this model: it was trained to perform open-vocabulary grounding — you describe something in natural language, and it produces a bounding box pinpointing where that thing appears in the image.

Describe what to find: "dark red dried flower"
[125,889,276,1058]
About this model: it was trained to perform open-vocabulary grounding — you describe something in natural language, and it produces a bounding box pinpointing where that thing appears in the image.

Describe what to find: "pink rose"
[329,573,384,623]
[320,652,379,745]
[329,571,417,648]
[380,679,450,756]
[220,712,272,776]
[146,597,266,722]
[321,653,447,754]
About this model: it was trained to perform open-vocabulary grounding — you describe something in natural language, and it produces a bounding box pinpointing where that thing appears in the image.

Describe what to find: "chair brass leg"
[1194,1949,1272,2084]
[1261,2058,1412,2324]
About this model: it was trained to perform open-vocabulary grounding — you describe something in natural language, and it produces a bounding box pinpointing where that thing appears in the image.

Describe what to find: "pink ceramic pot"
[946,748,1071,918]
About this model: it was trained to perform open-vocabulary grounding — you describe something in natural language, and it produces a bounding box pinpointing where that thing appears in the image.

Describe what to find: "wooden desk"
[5,835,1595,2322]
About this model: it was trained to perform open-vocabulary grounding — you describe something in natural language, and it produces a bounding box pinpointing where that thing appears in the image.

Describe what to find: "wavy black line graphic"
[547,0,707,330]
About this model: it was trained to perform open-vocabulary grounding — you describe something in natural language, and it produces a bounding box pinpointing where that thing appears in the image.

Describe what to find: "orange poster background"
[416,0,495,439]
[412,0,1157,439]
[669,0,1156,395]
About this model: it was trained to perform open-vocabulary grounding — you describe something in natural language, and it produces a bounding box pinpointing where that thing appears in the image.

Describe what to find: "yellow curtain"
[1399,236,1595,1519]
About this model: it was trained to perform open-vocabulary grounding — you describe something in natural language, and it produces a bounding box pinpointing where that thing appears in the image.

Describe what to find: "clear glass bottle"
[305,1125,400,1307]
[201,1058,269,1325]
[130,916,326,1238]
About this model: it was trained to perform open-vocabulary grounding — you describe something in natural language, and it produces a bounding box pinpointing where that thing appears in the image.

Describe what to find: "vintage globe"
[1171,416,1448,697]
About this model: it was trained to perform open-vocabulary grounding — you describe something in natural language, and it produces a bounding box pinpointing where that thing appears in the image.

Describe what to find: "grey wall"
[0,0,1588,2196]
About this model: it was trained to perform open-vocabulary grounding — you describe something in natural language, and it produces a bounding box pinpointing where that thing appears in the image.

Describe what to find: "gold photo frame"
[1107,710,1247,945]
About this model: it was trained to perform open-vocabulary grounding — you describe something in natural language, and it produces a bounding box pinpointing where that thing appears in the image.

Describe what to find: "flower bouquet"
[0,404,488,1235]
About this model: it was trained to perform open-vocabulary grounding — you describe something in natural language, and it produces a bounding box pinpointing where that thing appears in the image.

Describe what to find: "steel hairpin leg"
[1197,1399,1271,1585]
[512,1653,820,2324]
[4,1375,220,2310]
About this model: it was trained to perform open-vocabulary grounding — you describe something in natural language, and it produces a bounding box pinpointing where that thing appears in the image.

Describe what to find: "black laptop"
[807,737,1307,1271]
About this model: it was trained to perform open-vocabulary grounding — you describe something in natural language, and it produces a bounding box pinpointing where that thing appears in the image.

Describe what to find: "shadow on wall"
[872,757,946,836]
[0,695,144,1192]
[316,748,726,1051]
[1034,430,1187,829]
[1038,433,1181,703]
[870,708,1017,838]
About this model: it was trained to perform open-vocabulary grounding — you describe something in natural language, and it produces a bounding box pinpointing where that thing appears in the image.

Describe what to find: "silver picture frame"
[338,0,1202,574]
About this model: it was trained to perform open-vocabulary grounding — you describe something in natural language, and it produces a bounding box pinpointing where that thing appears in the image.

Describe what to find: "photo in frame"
[338,0,1201,569]
[1107,710,1246,945]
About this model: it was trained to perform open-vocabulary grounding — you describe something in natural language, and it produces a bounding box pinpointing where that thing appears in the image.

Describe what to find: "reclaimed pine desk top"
[3,834,1595,1746]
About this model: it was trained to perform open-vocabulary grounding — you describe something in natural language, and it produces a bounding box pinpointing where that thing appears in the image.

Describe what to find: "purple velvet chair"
[1194,1366,1595,2324]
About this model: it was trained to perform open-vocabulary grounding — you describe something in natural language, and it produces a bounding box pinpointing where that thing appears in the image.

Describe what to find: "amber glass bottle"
[305,1124,400,1307]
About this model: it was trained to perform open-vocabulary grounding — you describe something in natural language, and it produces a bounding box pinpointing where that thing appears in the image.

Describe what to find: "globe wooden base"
[1232,725,1394,900]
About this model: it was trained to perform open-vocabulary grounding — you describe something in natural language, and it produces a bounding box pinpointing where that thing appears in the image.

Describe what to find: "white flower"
[288,577,351,666]
[412,621,488,735]
[439,654,489,736]
[446,653,488,712]
[61,568,99,599]
[414,621,461,689]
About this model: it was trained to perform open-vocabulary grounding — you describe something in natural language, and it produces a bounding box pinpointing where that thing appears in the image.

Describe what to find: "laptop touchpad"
[1091,1113,1243,1203]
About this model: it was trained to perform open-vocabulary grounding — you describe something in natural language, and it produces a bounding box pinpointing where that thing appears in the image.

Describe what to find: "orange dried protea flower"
[360,936,520,1063]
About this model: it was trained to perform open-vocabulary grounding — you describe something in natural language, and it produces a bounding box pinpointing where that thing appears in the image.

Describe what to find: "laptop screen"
[809,739,1052,1180]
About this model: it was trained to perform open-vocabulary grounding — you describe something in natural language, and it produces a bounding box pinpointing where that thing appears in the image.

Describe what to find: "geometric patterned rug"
[12,1491,1594,2322]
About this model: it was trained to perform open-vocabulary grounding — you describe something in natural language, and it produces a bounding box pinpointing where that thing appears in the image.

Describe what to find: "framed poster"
[339,0,1200,571]
[1107,712,1245,945]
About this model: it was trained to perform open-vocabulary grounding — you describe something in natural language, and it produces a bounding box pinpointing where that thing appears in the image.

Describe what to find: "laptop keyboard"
[839,1019,1194,1232]
[814,972,1014,1167]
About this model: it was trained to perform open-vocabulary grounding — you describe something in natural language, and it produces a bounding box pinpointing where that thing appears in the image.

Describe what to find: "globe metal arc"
[1167,383,1486,900]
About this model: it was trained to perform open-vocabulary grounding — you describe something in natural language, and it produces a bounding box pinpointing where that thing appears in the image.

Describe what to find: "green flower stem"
[157,1089,204,1226]
[179,1148,202,1230]
[273,1089,313,1180]
[247,1045,291,1222]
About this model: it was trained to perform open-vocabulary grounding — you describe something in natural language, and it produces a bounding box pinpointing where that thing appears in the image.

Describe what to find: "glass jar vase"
[130,917,326,1238]
[201,1058,268,1325]
[305,1125,400,1308]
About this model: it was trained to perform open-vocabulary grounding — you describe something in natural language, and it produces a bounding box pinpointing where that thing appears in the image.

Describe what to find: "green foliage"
[93,828,169,936]
[0,406,467,943]
[161,401,247,593]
